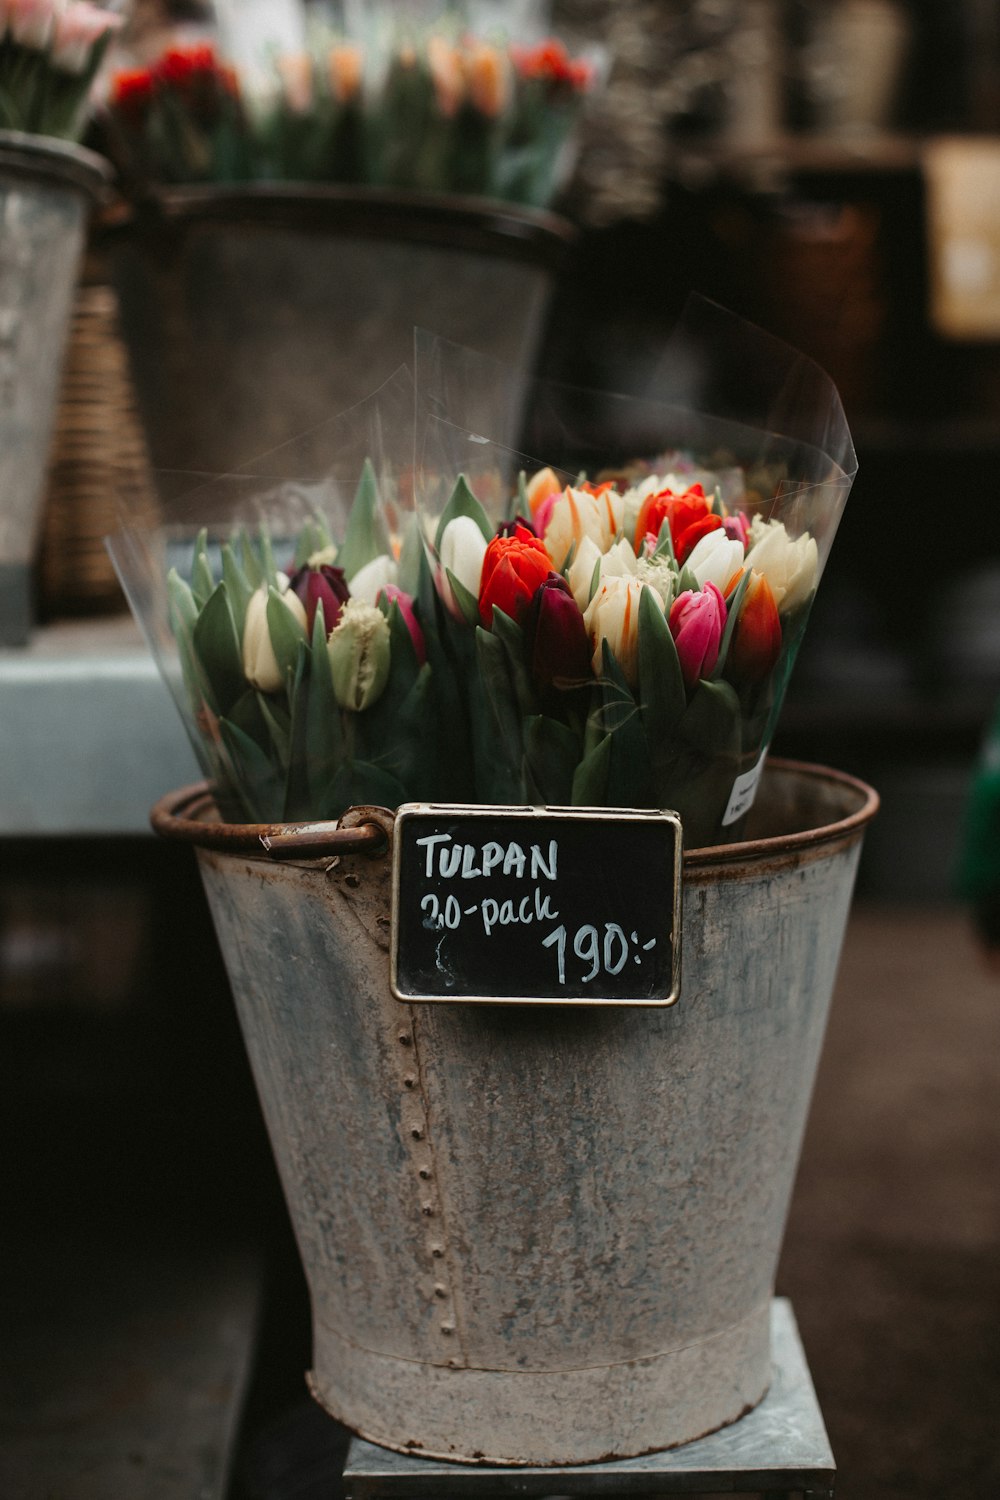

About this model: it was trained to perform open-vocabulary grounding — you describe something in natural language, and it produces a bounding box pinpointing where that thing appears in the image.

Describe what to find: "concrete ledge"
[0,616,199,835]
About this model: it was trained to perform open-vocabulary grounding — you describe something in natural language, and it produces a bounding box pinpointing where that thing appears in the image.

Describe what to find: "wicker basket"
[38,271,159,618]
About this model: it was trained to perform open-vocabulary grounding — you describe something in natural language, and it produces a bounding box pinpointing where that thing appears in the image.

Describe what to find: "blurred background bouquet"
[0,0,123,140]
[96,1,604,207]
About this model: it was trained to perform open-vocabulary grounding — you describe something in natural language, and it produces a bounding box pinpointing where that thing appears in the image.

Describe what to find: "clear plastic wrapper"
[110,298,855,845]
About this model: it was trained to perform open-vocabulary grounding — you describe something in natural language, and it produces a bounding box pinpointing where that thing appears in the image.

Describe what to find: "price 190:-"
[542,923,657,986]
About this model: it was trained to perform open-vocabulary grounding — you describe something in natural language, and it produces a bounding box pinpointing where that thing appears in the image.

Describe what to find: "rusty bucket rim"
[150,758,879,867]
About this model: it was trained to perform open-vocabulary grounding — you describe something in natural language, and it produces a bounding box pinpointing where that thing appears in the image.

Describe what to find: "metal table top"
[342,1298,834,1498]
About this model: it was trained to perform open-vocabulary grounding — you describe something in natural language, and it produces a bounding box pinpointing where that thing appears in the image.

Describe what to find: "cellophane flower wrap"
[412,298,855,846]
[110,300,855,847]
[108,368,476,823]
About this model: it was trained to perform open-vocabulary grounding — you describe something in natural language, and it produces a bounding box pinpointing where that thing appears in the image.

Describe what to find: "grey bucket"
[109,185,575,483]
[0,131,110,644]
[152,757,878,1466]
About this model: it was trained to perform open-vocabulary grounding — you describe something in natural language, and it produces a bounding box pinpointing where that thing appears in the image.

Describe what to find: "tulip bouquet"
[99,31,598,205]
[111,303,855,846]
[0,0,122,140]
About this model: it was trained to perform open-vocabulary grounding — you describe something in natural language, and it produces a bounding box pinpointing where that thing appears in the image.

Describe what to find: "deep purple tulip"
[526,572,591,690]
[288,562,350,637]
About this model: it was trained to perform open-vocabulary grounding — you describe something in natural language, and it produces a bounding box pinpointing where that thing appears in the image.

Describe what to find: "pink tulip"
[379,584,426,666]
[52,2,121,73]
[8,0,56,51]
[668,582,727,690]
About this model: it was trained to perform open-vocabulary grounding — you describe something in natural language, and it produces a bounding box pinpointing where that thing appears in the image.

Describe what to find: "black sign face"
[390,805,682,1007]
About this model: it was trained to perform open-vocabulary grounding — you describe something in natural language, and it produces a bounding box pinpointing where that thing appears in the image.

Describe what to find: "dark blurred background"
[3,3,1000,1497]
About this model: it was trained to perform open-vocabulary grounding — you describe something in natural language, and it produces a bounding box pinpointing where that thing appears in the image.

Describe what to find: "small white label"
[722,749,768,827]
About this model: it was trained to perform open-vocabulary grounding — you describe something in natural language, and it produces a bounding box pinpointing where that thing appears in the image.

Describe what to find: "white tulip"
[583,575,662,688]
[242,584,307,694]
[686,530,745,593]
[439,515,488,612]
[567,534,603,609]
[348,552,398,606]
[744,521,818,614]
[543,485,620,568]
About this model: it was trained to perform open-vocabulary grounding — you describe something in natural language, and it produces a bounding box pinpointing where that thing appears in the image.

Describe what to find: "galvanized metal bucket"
[152,758,878,1466]
[110,186,575,482]
[0,131,110,644]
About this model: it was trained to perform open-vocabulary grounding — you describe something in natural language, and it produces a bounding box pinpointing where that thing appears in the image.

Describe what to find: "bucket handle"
[149,783,394,858]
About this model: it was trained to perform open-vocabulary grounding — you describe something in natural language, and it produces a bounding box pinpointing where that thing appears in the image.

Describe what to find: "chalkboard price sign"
[390,804,682,1007]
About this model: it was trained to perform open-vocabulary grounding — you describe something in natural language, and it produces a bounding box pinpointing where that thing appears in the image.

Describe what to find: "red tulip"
[668,582,727,689]
[729,570,782,683]
[479,523,553,627]
[635,483,724,564]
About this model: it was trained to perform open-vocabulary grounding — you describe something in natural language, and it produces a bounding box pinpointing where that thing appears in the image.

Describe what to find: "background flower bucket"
[0,130,110,644]
[151,757,877,1466]
[107,185,575,486]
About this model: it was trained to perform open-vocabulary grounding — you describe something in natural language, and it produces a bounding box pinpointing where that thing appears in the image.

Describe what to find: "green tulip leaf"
[218,716,286,822]
[303,603,343,795]
[336,459,392,580]
[475,624,524,772]
[600,642,653,806]
[638,582,686,755]
[433,473,493,552]
[190,528,216,609]
[265,585,309,693]
[571,731,612,807]
[283,643,313,818]
[258,692,293,769]
[239,529,265,590]
[712,569,752,681]
[489,608,536,719]
[258,527,281,589]
[680,678,742,755]
[445,567,482,627]
[653,518,676,563]
[221,542,254,640]
[676,563,700,595]
[293,515,334,570]
[192,580,245,715]
[524,714,580,805]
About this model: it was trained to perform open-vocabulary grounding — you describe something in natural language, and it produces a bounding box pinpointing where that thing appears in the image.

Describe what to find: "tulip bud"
[287,562,349,637]
[668,582,727,690]
[242,584,308,693]
[744,521,818,614]
[439,515,488,615]
[728,570,781,684]
[10,0,56,50]
[380,584,426,666]
[543,485,619,570]
[479,523,553,627]
[349,552,398,606]
[525,573,591,689]
[52,2,122,74]
[583,576,661,688]
[685,529,745,594]
[328,43,363,104]
[327,600,391,711]
[567,534,602,609]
